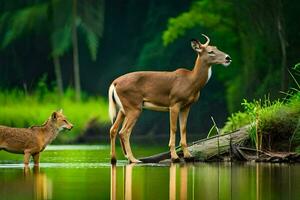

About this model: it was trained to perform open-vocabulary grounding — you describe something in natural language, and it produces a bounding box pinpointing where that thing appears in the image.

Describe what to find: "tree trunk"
[53,56,63,97]
[139,125,250,163]
[72,0,81,101]
[277,0,288,91]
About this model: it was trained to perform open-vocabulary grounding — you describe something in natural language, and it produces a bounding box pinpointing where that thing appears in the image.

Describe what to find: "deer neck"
[40,119,59,146]
[191,54,212,90]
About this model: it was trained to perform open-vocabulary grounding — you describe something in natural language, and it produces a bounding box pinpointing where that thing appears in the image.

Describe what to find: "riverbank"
[222,92,300,153]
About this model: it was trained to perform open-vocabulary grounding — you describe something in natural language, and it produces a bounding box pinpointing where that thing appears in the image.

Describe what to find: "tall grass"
[222,92,300,150]
[0,87,109,143]
[222,64,300,152]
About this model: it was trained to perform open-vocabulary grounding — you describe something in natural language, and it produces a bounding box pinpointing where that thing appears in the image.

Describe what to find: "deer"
[108,34,231,164]
[0,110,73,165]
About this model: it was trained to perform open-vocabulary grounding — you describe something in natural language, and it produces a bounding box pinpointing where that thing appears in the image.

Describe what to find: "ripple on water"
[0,161,170,169]
[45,145,109,151]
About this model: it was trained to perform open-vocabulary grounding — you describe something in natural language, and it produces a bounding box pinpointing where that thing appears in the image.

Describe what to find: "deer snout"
[225,55,232,61]
[223,55,232,67]
[69,124,74,130]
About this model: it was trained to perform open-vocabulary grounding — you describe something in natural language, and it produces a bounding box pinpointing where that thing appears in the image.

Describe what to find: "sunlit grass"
[0,88,109,143]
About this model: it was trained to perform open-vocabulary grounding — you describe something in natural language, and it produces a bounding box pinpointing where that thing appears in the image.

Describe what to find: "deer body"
[0,110,73,165]
[0,122,60,154]
[109,34,231,163]
[113,67,208,110]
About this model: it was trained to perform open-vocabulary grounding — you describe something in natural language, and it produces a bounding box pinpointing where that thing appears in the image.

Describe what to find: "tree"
[71,0,104,101]
[162,0,291,112]
[0,0,105,100]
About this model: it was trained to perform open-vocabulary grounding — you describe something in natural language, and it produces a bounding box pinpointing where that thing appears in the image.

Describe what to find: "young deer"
[0,110,73,165]
[108,34,231,163]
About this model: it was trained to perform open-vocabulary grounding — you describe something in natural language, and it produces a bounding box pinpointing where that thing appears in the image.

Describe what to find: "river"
[0,145,299,200]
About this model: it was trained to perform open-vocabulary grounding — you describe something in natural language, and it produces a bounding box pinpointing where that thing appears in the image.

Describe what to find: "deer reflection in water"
[169,163,189,200]
[110,163,190,200]
[110,163,134,200]
[0,165,52,200]
[25,166,53,200]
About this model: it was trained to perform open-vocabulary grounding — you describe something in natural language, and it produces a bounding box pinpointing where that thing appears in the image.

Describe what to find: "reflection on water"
[169,164,176,200]
[0,166,52,200]
[109,163,300,200]
[1,146,300,199]
[1,163,299,200]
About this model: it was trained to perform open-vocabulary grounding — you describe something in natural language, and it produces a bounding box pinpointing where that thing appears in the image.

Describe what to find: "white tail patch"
[206,67,212,83]
[108,84,124,124]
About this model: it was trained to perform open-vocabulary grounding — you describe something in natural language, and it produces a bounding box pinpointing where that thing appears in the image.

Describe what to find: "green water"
[0,145,300,200]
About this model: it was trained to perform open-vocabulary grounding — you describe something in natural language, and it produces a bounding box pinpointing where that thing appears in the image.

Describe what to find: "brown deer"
[108,34,231,163]
[0,110,73,165]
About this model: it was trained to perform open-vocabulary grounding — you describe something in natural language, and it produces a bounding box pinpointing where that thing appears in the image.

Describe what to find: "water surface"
[0,145,299,200]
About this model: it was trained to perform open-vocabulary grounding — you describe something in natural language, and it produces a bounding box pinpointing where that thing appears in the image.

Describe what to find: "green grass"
[222,64,300,152]
[0,88,109,143]
[222,92,300,151]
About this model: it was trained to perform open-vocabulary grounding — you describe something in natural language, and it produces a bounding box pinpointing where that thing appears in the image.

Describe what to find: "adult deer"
[108,34,231,163]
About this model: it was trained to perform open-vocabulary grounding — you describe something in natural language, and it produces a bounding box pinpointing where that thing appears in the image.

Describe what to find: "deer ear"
[52,112,57,120]
[191,39,202,53]
[58,109,63,113]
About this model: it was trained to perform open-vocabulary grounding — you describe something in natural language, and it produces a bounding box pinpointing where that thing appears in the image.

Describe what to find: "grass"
[222,64,300,152]
[222,92,300,152]
[0,87,109,143]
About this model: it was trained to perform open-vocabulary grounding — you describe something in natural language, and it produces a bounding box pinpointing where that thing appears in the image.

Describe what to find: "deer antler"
[201,34,210,47]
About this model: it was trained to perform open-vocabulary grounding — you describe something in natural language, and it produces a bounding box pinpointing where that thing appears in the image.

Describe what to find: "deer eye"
[208,51,216,56]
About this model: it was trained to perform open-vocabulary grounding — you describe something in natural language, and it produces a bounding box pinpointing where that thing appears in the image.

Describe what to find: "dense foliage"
[0,0,299,138]
[222,65,300,152]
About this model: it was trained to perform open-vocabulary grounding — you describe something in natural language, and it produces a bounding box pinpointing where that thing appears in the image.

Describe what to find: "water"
[0,145,300,200]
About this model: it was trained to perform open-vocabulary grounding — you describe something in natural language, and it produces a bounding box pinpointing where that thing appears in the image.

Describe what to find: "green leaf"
[2,3,48,48]
[51,24,72,57]
[77,0,104,61]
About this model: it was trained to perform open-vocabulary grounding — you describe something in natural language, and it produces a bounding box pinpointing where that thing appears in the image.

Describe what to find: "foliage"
[222,93,300,150]
[0,0,300,138]
[162,0,300,113]
[0,85,109,143]
[223,63,300,150]
[222,111,252,134]
[0,0,104,60]
[206,124,217,138]
[1,3,48,48]
[162,0,234,46]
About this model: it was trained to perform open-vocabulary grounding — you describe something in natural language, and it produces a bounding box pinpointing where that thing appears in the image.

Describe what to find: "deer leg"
[119,118,128,156]
[179,106,193,161]
[169,104,180,162]
[110,111,125,164]
[24,150,31,165]
[32,153,40,166]
[119,110,141,163]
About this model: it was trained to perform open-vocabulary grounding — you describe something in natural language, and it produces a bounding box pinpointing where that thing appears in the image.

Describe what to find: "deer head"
[191,34,232,67]
[51,110,73,131]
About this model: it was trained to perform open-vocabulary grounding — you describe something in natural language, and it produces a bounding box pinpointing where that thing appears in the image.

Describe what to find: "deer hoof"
[111,157,117,164]
[171,157,181,163]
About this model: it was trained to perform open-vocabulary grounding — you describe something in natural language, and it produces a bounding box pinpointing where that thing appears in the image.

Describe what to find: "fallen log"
[139,125,250,163]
